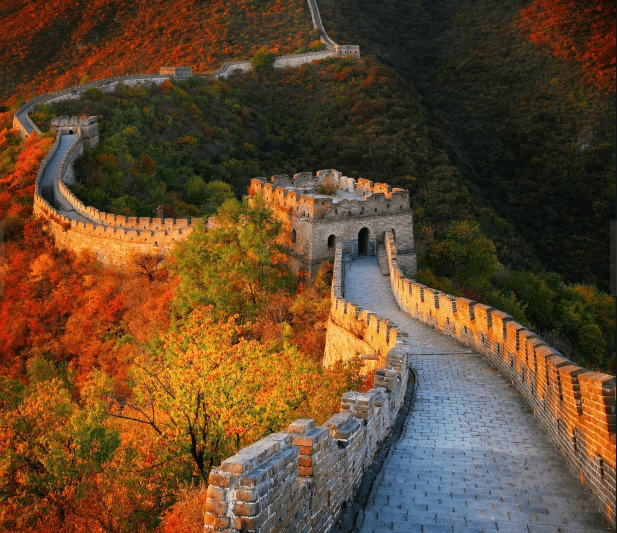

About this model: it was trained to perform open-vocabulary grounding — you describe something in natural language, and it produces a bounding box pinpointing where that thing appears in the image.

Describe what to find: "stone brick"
[205,485,226,503]
[204,499,227,515]
[203,513,229,529]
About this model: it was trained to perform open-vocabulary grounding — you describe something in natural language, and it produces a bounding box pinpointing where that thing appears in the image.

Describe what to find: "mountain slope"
[0,0,316,104]
[319,0,615,291]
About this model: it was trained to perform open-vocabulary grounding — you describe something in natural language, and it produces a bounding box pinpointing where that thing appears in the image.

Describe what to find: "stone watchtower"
[334,45,360,57]
[159,66,193,79]
[249,169,417,277]
[50,115,99,147]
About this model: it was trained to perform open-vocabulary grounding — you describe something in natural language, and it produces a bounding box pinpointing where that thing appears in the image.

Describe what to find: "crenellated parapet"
[34,191,195,268]
[50,115,99,147]
[384,229,616,527]
[204,241,410,532]
[323,242,402,371]
[57,180,193,235]
[250,170,409,220]
[29,125,194,269]
[250,170,416,278]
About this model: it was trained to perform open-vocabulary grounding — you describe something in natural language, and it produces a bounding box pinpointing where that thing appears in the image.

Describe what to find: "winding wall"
[203,243,411,532]
[384,229,616,527]
[12,0,357,269]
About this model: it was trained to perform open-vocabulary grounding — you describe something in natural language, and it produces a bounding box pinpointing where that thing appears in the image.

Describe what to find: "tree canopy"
[171,195,292,320]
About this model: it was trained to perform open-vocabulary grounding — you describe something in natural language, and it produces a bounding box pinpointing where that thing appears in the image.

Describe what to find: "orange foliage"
[156,485,208,533]
[0,128,175,386]
[520,0,616,92]
[0,0,315,105]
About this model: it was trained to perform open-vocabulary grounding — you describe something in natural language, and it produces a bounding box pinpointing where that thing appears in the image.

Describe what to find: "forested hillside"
[31,54,616,373]
[0,0,317,104]
[319,0,615,292]
[0,0,615,529]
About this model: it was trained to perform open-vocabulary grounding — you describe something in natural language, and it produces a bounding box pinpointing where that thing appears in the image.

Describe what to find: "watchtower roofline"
[159,66,193,78]
[249,170,410,220]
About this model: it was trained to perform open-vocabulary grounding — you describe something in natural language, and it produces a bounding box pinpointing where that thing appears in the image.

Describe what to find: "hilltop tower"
[249,169,417,277]
[159,66,193,79]
[50,115,99,147]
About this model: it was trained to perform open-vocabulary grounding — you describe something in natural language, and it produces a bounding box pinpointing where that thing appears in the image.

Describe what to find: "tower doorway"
[358,227,369,255]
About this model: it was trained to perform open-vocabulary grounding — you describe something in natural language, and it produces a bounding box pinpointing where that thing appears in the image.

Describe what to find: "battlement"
[249,169,416,277]
[205,241,410,533]
[384,230,616,526]
[249,170,410,220]
[334,44,360,57]
[58,180,193,234]
[159,66,193,78]
[50,115,98,128]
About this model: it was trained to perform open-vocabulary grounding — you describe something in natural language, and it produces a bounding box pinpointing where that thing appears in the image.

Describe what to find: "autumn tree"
[171,195,292,320]
[520,0,616,91]
[425,220,499,287]
[0,366,119,532]
[94,309,335,481]
[0,355,192,532]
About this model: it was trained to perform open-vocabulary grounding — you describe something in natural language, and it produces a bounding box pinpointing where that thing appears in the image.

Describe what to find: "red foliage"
[520,0,616,92]
[0,128,175,386]
[0,0,315,105]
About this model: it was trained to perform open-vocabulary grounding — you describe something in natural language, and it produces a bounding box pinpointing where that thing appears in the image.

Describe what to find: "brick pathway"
[39,133,91,222]
[344,258,612,533]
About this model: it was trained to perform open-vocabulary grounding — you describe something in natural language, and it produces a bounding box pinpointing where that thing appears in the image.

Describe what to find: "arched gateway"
[358,227,369,256]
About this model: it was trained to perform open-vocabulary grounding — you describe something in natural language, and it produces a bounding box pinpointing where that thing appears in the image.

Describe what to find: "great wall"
[12,1,358,270]
[7,0,616,531]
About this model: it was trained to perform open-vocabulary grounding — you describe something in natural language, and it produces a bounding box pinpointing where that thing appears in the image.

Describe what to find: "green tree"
[171,195,292,320]
[499,271,563,331]
[251,48,277,72]
[426,221,499,286]
[185,176,207,205]
[557,284,615,369]
[201,180,235,215]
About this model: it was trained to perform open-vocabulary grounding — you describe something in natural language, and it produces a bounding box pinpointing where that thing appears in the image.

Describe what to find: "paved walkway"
[39,133,91,223]
[344,258,612,533]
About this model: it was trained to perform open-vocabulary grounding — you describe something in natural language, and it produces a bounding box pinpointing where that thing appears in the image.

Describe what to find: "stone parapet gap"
[384,229,616,527]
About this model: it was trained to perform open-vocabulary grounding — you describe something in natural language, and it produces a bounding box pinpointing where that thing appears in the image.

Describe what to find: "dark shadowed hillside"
[319,0,615,292]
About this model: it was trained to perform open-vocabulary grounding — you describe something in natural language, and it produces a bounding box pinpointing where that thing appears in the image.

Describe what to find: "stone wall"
[13,74,172,138]
[33,195,194,268]
[203,243,411,532]
[57,180,194,234]
[273,50,337,69]
[57,132,84,185]
[209,50,345,80]
[384,229,617,527]
[250,172,416,276]
[323,244,400,371]
[306,0,338,48]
